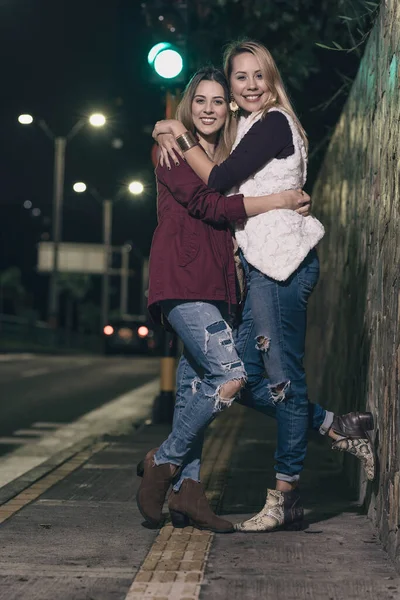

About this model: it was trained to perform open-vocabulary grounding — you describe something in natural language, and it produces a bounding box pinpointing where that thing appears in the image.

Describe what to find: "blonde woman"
[137,66,310,533]
[153,40,375,532]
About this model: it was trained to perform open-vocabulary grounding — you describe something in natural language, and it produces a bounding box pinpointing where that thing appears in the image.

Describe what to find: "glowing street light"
[18,114,33,125]
[89,113,106,127]
[17,110,107,326]
[128,181,144,195]
[73,182,87,193]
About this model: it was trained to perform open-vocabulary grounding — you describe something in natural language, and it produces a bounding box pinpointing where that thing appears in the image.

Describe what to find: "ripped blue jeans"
[154,300,246,490]
[162,251,334,489]
[236,249,332,482]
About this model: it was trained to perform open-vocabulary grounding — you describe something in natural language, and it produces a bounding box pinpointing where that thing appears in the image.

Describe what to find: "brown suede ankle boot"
[136,448,178,528]
[168,478,234,533]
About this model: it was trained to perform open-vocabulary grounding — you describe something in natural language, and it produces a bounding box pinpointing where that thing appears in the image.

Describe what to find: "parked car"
[103,315,160,355]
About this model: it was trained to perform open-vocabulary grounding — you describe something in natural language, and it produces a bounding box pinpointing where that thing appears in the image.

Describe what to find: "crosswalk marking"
[0,354,35,362]
[31,422,64,429]
[0,438,40,445]
[13,430,45,437]
[0,423,68,447]
[21,368,50,378]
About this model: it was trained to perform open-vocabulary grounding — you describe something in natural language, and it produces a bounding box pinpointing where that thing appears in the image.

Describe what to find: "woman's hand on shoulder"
[152,120,188,168]
[156,133,183,169]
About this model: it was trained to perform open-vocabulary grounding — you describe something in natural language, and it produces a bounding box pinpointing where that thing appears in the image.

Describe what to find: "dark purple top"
[208,111,294,193]
[147,161,247,325]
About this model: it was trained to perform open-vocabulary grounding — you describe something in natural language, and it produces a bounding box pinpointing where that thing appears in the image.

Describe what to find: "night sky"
[0,0,162,317]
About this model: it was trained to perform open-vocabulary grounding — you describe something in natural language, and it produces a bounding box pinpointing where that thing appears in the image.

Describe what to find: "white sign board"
[37,242,106,274]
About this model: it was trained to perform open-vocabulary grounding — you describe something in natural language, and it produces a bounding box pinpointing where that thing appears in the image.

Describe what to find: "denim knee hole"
[255,335,271,352]
[209,378,246,412]
[269,380,291,404]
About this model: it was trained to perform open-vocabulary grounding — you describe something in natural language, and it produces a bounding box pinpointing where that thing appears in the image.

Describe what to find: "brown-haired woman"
[137,66,310,533]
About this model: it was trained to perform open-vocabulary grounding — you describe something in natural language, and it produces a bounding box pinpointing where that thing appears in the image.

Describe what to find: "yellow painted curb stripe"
[0,442,108,524]
[125,407,244,600]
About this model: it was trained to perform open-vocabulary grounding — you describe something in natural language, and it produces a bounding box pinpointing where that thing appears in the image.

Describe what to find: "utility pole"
[48,136,66,328]
[101,199,112,328]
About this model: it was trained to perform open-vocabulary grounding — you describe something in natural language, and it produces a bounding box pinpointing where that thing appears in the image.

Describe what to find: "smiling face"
[230,51,270,114]
[191,80,228,139]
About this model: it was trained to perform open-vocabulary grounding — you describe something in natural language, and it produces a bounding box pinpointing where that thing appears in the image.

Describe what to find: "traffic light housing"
[142,1,187,84]
[148,42,184,80]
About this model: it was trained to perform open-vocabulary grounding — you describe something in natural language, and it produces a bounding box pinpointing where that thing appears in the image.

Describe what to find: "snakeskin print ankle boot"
[235,488,304,533]
[330,411,375,481]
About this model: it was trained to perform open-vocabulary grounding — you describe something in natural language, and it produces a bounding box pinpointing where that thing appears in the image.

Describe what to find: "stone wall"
[306,0,400,567]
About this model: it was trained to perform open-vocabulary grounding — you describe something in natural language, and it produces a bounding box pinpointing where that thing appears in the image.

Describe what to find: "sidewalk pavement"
[0,404,399,600]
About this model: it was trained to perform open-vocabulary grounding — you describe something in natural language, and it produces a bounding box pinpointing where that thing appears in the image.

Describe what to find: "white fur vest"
[230,108,325,281]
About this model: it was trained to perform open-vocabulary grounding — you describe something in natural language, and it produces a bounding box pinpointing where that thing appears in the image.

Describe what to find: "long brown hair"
[175,66,235,163]
[223,39,308,151]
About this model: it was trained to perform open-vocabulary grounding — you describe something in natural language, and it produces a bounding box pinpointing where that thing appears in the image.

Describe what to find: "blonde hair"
[175,67,235,164]
[223,39,308,151]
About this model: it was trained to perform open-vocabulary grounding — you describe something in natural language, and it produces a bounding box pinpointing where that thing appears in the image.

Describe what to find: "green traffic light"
[148,42,184,80]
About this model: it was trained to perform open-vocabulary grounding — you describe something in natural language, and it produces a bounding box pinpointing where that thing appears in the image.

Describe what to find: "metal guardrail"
[0,314,102,353]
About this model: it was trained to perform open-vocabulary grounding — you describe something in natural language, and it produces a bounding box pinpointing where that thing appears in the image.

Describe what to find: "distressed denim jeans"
[154,300,246,490]
[235,249,333,482]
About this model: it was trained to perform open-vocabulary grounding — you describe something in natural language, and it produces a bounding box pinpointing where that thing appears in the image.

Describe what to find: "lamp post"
[18,112,107,327]
[72,181,144,327]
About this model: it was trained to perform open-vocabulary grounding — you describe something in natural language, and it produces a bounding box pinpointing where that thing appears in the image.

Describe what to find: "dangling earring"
[229,95,239,118]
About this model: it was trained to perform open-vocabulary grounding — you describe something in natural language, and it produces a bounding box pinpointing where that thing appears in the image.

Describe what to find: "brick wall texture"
[306,0,400,567]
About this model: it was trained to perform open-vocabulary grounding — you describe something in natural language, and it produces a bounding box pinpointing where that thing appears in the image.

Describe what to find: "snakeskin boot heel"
[235,488,304,533]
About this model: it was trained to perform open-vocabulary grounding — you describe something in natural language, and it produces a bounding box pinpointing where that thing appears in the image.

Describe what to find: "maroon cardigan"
[147,161,247,324]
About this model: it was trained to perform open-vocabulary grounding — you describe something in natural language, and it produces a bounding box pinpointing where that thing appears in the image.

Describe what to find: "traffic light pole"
[152,331,178,424]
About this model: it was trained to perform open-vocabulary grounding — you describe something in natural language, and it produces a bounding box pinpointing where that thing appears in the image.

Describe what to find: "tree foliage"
[188,0,379,177]
[190,0,378,84]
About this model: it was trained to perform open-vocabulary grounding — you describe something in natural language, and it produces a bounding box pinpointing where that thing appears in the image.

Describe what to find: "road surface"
[0,353,159,458]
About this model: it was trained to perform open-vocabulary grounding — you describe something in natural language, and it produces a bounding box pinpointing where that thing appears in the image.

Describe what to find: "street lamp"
[72,180,144,326]
[18,114,33,125]
[73,182,87,193]
[128,181,145,195]
[18,112,106,326]
[89,113,106,127]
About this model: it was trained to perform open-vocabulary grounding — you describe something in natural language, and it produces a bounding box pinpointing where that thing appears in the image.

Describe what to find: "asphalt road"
[0,353,159,457]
